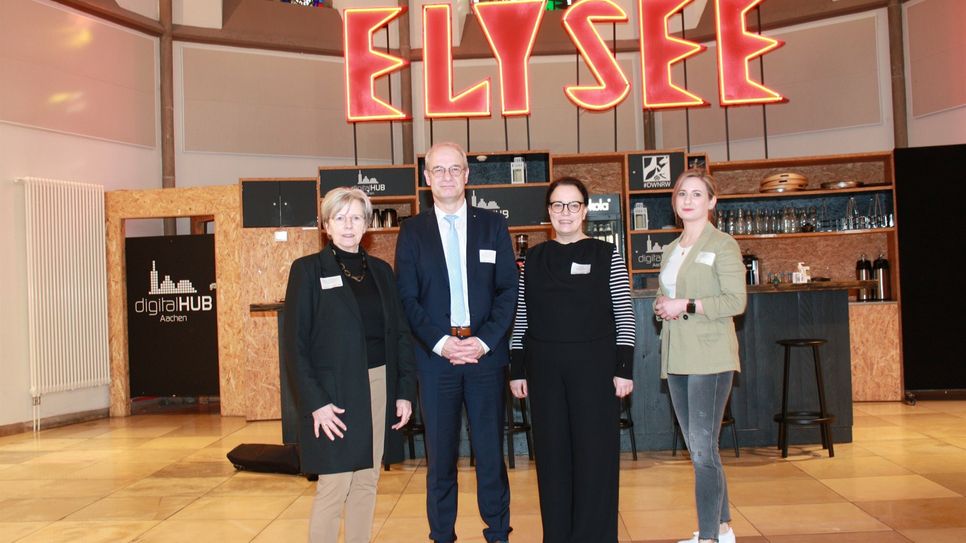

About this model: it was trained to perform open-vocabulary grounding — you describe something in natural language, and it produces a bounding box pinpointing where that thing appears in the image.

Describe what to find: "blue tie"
[444,215,466,326]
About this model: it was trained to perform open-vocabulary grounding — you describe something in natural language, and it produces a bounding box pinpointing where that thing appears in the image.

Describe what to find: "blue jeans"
[668,372,734,541]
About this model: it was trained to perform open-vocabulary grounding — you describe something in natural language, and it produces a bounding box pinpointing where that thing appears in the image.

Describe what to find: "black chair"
[671,392,740,458]
[505,391,534,469]
[773,338,836,458]
[467,391,534,469]
[619,395,638,461]
[385,383,425,471]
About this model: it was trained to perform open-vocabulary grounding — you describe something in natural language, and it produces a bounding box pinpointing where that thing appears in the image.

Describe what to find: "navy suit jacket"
[395,205,518,372]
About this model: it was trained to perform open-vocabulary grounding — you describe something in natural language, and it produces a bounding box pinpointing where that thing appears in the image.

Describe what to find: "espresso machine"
[585,193,625,256]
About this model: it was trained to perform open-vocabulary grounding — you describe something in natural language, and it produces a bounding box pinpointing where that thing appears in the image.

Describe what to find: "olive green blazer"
[658,222,747,378]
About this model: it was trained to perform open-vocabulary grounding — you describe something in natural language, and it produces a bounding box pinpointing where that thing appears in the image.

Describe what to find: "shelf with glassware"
[318,164,420,263]
[707,151,899,301]
[622,151,900,295]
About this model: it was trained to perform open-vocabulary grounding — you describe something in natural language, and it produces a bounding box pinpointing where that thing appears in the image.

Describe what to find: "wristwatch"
[686,298,696,314]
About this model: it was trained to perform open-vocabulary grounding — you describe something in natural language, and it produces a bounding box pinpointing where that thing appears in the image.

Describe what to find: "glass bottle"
[515,234,528,272]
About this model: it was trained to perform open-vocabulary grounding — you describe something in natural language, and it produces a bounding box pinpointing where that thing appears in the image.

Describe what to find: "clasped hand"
[441,336,484,365]
[654,295,686,320]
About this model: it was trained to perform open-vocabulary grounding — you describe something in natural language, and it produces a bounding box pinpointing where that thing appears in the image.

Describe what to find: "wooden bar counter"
[627,280,875,451]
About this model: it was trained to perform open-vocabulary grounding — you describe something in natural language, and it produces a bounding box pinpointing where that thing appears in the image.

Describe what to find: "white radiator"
[19,177,110,430]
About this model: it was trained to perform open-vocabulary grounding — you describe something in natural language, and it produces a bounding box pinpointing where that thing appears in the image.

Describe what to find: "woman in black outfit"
[283,187,416,543]
[509,177,636,543]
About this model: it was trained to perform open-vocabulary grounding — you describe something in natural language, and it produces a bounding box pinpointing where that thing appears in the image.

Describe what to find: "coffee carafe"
[855,253,872,301]
[381,208,398,228]
[743,252,760,285]
[873,253,890,301]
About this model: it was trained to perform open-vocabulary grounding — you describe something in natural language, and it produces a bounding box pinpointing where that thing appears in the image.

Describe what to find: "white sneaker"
[677,528,735,543]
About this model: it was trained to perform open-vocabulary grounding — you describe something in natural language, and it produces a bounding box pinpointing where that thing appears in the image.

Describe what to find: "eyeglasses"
[429,165,465,178]
[549,201,584,214]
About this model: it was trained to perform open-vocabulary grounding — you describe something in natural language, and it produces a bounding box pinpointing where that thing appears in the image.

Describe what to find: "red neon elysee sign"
[343,0,784,122]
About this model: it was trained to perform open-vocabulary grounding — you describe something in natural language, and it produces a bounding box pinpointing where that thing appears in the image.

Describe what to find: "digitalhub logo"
[133,261,213,323]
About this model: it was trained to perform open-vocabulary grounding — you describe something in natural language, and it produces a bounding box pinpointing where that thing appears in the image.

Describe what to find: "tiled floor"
[3,401,966,542]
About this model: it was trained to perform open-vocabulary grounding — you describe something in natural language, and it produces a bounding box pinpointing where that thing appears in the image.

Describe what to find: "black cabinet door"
[279,180,318,227]
[242,181,281,227]
[895,144,966,392]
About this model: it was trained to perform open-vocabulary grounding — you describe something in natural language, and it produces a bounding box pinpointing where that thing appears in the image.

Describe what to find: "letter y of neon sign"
[344,7,408,122]
[475,0,545,116]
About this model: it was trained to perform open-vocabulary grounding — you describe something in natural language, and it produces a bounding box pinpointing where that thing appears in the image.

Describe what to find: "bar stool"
[505,390,534,469]
[619,395,638,461]
[671,392,740,458]
[773,338,836,458]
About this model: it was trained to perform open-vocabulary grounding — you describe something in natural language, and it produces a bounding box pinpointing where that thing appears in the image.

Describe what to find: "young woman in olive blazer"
[654,170,746,543]
[657,222,746,379]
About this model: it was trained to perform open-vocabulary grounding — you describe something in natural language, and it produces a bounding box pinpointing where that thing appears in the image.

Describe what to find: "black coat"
[283,244,417,475]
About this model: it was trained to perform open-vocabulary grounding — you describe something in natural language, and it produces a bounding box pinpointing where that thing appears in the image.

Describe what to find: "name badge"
[320,275,344,290]
[696,251,716,266]
[571,262,591,275]
[479,249,496,263]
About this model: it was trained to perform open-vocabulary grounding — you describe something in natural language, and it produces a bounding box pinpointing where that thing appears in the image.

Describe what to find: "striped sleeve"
[509,267,527,379]
[610,246,636,379]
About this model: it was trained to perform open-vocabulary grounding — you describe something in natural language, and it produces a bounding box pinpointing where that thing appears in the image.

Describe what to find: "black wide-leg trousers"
[525,336,620,543]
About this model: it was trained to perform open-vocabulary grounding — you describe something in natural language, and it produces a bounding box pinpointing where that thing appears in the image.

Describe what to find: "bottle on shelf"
[632,202,648,230]
[515,234,528,272]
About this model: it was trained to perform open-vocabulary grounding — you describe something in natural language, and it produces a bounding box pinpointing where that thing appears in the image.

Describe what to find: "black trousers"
[526,337,620,543]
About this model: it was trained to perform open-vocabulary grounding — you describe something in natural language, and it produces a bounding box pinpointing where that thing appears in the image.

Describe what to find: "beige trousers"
[308,365,387,543]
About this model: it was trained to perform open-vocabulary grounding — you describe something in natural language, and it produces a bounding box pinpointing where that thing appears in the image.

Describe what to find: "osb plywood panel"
[241,227,320,421]
[849,302,902,401]
[738,232,889,285]
[106,186,242,417]
[551,161,625,195]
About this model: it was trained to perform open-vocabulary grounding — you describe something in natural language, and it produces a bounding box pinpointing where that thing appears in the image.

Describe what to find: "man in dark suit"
[395,142,517,543]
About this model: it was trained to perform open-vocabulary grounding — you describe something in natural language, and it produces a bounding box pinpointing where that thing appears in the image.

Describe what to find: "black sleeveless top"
[523,238,617,344]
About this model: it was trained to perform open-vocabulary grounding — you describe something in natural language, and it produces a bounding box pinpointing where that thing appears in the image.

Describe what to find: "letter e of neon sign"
[714,0,784,106]
[343,7,409,122]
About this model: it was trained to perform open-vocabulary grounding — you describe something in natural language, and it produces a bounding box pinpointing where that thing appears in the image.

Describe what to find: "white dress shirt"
[431,200,489,357]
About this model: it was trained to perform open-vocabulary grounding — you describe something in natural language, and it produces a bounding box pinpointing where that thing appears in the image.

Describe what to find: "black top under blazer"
[283,244,417,475]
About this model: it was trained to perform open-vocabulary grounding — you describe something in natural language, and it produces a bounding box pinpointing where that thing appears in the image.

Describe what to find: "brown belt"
[449,326,472,338]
